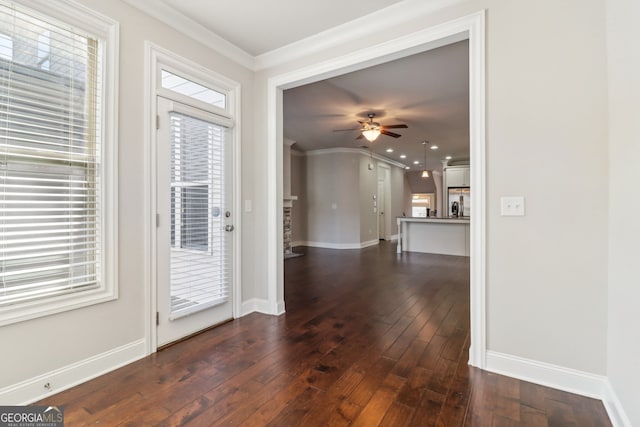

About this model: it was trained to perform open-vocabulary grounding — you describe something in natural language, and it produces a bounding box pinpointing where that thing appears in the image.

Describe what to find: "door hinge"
[156,214,160,227]
[156,115,160,130]
[156,311,159,326]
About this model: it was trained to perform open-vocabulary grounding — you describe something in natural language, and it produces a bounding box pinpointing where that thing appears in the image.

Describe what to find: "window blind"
[169,112,228,318]
[0,3,102,306]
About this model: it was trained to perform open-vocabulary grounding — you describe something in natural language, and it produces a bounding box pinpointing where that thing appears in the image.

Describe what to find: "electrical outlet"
[500,196,525,216]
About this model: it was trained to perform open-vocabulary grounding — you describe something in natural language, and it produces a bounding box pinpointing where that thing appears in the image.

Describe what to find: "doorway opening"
[268,12,486,367]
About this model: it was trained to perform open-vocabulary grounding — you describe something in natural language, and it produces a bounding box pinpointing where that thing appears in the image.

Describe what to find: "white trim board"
[485,351,606,399]
[304,147,408,169]
[295,240,379,250]
[121,0,466,71]
[143,42,244,353]
[0,339,146,405]
[486,351,629,427]
[602,379,633,427]
[240,298,273,317]
[267,11,486,369]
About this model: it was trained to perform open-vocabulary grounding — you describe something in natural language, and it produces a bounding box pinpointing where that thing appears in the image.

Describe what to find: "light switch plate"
[244,199,252,213]
[501,196,525,216]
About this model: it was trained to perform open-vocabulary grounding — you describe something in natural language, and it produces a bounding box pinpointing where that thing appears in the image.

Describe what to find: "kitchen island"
[396,217,470,256]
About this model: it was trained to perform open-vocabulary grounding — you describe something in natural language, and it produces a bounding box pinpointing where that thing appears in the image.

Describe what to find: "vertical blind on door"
[0,3,102,306]
[169,112,228,319]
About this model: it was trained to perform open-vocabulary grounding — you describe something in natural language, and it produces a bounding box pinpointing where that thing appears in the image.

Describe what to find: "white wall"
[0,0,254,396]
[253,0,609,377]
[606,0,640,424]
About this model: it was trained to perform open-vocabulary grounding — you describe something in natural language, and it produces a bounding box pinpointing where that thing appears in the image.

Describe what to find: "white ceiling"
[159,0,404,56]
[131,0,470,171]
[283,40,470,171]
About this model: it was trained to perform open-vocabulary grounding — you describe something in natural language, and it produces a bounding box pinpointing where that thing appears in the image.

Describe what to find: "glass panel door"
[156,97,233,346]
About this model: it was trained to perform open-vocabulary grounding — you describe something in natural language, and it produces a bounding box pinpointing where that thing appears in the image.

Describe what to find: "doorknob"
[225,225,235,232]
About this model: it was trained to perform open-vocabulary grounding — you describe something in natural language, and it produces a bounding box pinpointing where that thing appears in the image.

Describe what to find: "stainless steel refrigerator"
[448,187,471,217]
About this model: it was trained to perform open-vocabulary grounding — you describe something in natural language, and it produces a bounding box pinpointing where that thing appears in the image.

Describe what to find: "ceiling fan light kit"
[334,113,407,143]
[362,128,381,142]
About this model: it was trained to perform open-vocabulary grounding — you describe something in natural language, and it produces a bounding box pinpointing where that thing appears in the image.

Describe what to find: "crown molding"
[122,0,465,72]
[303,147,407,169]
[121,0,254,70]
[283,138,297,147]
[253,0,467,70]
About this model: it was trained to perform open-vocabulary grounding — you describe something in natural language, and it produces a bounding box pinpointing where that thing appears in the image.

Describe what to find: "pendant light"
[421,141,430,178]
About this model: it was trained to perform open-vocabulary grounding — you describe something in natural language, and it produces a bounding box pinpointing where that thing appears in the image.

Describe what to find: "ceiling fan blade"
[383,124,408,129]
[355,134,364,140]
[381,130,401,138]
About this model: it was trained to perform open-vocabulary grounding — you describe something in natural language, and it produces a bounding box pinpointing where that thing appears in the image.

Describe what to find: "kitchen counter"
[397,216,470,256]
[397,217,470,224]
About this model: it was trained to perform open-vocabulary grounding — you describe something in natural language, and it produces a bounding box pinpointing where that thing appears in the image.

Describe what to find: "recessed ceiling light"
[413,160,420,164]
[386,148,393,153]
[399,154,406,159]
[430,145,439,150]
[445,156,452,160]
[405,166,410,170]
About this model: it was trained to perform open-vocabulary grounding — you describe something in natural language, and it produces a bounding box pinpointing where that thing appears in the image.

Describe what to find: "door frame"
[266,11,487,368]
[143,42,243,354]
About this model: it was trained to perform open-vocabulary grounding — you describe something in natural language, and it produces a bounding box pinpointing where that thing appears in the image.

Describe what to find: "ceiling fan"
[334,113,408,142]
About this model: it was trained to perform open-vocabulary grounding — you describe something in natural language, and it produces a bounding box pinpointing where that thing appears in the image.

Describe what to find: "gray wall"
[405,170,437,194]
[606,0,640,424]
[290,150,405,247]
[402,173,413,218]
[290,151,307,244]
[359,155,378,244]
[389,166,406,235]
[305,152,360,245]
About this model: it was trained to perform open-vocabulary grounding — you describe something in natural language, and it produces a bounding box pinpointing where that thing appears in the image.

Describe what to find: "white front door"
[156,97,234,346]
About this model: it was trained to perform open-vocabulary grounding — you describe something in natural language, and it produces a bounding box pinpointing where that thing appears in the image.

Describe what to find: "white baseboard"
[240,298,286,317]
[292,241,305,248]
[295,240,379,250]
[485,350,606,399]
[602,378,633,427]
[389,234,398,241]
[0,339,146,405]
[360,239,379,248]
[240,298,272,316]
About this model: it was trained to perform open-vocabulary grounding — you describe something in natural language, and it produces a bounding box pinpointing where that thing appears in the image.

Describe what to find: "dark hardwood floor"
[39,242,611,426]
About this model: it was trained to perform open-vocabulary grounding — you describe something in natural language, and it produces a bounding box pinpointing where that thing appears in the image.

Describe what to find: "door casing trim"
[143,41,243,354]
[266,11,486,368]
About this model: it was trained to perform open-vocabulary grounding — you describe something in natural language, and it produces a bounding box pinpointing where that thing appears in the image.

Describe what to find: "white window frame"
[0,0,119,326]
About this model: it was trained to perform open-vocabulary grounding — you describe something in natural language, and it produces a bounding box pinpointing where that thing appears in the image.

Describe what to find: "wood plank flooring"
[39,242,612,426]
